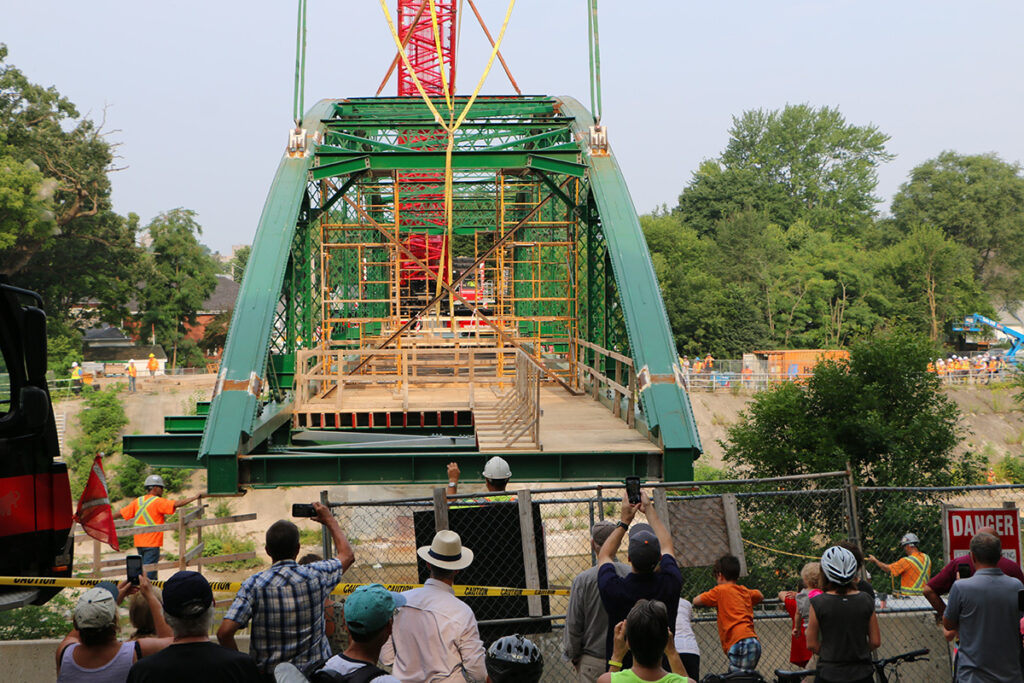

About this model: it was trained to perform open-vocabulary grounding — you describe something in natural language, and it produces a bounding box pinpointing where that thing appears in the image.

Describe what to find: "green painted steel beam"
[163,415,207,433]
[310,151,585,180]
[239,450,662,486]
[557,96,702,480]
[123,434,202,468]
[195,99,336,494]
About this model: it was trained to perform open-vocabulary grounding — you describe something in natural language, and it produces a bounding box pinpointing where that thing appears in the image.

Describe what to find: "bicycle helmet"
[485,634,543,683]
[820,545,858,584]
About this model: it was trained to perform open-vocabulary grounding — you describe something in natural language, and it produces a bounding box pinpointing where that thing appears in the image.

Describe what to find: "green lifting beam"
[123,95,701,492]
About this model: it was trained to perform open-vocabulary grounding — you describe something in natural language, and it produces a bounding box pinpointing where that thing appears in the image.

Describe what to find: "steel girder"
[123,95,702,492]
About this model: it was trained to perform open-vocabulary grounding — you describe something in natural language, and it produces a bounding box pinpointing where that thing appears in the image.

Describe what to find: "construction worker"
[70,361,83,395]
[446,456,516,506]
[119,474,200,579]
[125,359,137,393]
[866,532,931,597]
[146,353,158,377]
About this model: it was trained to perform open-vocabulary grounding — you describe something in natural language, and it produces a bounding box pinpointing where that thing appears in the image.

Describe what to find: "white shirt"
[323,653,400,682]
[674,598,700,656]
[379,578,487,683]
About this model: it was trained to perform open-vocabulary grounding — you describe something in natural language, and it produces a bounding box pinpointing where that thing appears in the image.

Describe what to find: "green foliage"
[46,324,83,379]
[892,151,1024,304]
[68,386,128,496]
[678,104,893,238]
[0,592,73,640]
[212,500,233,518]
[202,529,262,571]
[112,455,148,500]
[299,528,323,546]
[228,245,250,282]
[724,331,968,487]
[138,209,219,370]
[994,455,1024,484]
[0,46,141,328]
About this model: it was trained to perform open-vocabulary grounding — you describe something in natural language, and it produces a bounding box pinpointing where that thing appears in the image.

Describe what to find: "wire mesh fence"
[318,476,1024,681]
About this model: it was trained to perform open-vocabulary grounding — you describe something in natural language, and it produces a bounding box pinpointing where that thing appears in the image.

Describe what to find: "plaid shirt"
[224,558,343,674]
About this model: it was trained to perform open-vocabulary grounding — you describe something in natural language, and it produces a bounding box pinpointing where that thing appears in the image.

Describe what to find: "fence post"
[320,490,334,560]
[652,487,671,538]
[721,493,747,577]
[433,487,449,533]
[588,500,597,566]
[177,509,187,571]
[92,539,101,578]
[844,464,864,550]
[195,495,204,570]
[517,490,542,617]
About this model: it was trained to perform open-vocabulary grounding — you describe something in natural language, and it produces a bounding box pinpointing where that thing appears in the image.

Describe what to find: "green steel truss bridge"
[123,95,702,494]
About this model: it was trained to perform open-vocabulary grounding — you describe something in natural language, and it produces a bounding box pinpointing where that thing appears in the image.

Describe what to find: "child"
[694,554,764,672]
[674,597,701,680]
[778,562,822,668]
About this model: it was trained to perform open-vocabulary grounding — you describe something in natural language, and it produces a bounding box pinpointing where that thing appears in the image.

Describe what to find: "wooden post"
[627,369,636,428]
[614,359,622,419]
[433,487,450,533]
[177,509,187,571]
[652,487,671,539]
[92,539,102,578]
[721,493,747,577]
[195,496,204,570]
[517,490,542,616]
[320,490,334,560]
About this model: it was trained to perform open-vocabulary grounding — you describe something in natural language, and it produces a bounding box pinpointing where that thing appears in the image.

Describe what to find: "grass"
[299,528,322,545]
[202,529,262,571]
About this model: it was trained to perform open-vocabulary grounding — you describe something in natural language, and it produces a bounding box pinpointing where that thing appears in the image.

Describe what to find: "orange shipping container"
[748,349,850,378]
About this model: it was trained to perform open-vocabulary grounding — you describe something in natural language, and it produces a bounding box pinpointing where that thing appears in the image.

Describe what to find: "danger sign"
[944,507,1022,565]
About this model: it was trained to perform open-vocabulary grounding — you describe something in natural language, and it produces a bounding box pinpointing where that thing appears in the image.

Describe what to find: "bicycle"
[774,648,929,683]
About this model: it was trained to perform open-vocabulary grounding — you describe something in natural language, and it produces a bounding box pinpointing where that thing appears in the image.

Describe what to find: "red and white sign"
[944,507,1021,565]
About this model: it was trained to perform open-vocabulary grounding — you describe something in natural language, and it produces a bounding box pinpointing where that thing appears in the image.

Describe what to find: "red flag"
[74,454,119,551]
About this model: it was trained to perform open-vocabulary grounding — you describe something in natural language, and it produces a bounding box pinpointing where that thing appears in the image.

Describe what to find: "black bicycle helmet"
[485,634,543,683]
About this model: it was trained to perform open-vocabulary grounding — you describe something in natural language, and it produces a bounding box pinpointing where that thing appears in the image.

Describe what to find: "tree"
[891,151,1024,305]
[723,331,971,487]
[138,209,218,369]
[880,225,989,340]
[0,45,141,334]
[228,245,250,282]
[677,104,892,237]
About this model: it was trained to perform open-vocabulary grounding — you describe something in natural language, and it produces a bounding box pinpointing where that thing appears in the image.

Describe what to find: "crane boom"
[955,314,1024,358]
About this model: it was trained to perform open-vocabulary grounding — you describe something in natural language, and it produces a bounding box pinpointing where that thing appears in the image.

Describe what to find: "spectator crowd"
[54,489,1024,683]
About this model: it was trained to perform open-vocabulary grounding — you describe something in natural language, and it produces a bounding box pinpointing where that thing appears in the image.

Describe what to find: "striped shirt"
[224,558,344,674]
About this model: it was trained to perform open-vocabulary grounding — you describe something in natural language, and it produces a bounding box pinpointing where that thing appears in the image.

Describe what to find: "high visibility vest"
[127,364,137,378]
[451,493,516,509]
[901,553,931,595]
[147,357,158,371]
[133,495,159,527]
[71,367,82,381]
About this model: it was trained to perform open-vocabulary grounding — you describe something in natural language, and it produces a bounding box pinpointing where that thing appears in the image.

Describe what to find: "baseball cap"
[344,584,407,634]
[591,520,618,548]
[162,571,214,618]
[628,523,661,570]
[75,587,117,629]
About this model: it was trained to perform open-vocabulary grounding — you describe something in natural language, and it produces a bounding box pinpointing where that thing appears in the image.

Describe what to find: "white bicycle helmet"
[821,545,858,584]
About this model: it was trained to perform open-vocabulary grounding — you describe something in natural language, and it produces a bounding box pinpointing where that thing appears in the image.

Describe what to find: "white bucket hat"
[417,530,474,570]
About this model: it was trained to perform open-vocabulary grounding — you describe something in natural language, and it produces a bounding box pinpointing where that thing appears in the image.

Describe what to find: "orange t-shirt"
[698,582,763,651]
[119,494,176,548]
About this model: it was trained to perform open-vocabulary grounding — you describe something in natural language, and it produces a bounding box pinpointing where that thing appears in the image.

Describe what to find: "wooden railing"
[74,496,256,578]
[474,349,542,450]
[574,338,636,427]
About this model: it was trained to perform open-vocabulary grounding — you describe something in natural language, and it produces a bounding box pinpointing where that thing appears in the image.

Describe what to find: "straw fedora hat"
[417,530,474,570]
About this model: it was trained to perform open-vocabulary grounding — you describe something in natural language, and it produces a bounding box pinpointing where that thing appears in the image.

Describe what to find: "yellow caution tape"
[0,576,569,598]
[742,538,821,561]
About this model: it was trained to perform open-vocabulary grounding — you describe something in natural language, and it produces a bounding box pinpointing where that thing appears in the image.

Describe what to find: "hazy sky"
[4,1,1023,254]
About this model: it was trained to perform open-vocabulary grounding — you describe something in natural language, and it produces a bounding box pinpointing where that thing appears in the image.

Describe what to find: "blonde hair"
[800,562,823,590]
[128,587,162,639]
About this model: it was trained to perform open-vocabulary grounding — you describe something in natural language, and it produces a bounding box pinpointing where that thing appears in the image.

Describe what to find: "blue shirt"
[224,558,343,674]
[598,554,683,660]
[946,567,1024,683]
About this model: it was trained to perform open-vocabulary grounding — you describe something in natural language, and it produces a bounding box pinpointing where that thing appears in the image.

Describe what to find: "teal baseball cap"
[344,584,406,634]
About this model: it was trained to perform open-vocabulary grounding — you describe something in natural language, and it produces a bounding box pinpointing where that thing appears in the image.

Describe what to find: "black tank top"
[810,591,874,682]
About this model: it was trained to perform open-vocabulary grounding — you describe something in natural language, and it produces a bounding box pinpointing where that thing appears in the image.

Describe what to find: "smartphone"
[957,564,971,580]
[292,503,317,518]
[1018,589,1024,612]
[126,555,143,585]
[625,476,641,505]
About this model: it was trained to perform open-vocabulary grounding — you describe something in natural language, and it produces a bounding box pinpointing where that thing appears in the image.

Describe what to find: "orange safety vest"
[147,357,158,371]
[121,494,173,548]
[127,364,137,378]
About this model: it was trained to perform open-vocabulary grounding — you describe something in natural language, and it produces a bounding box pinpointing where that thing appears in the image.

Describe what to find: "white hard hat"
[900,532,920,547]
[144,474,166,489]
[71,361,79,367]
[482,456,512,480]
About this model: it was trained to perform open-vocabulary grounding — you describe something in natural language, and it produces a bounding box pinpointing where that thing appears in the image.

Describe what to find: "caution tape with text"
[0,576,569,597]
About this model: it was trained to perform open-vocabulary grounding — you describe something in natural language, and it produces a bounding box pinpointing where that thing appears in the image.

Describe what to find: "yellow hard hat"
[149,353,155,357]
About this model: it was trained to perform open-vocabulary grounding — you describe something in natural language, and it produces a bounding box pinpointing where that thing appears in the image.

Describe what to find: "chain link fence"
[319,476,1024,681]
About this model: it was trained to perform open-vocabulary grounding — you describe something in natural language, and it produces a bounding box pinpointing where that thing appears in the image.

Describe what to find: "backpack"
[700,672,767,683]
[309,663,389,683]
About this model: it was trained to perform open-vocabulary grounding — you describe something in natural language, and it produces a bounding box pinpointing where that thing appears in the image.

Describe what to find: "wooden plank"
[433,487,450,532]
[187,513,259,529]
[183,542,206,564]
[193,552,258,566]
[517,490,542,616]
